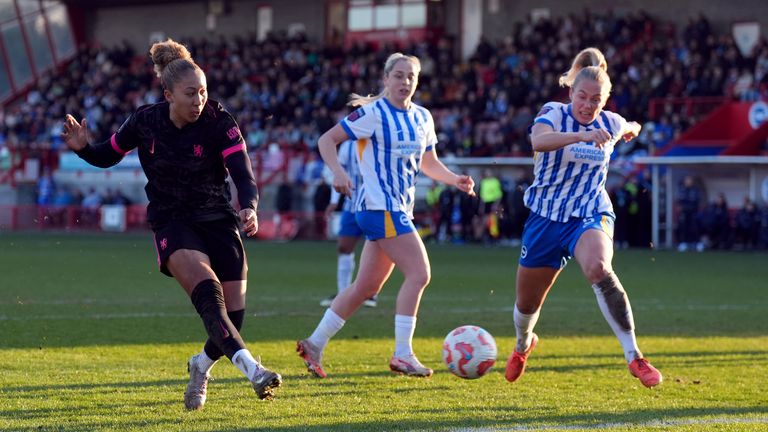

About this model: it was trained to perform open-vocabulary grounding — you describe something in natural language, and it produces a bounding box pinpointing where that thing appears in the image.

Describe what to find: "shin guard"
[190,279,246,360]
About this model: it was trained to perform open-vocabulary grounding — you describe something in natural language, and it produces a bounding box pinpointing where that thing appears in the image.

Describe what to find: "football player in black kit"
[61,39,282,410]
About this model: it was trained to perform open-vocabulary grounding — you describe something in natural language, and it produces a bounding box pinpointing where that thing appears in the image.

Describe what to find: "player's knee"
[408,268,431,289]
[584,260,612,284]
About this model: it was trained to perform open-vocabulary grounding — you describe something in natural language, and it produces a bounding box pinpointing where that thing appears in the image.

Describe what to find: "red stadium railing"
[0,205,436,242]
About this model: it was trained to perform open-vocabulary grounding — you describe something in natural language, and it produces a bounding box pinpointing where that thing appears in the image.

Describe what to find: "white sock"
[394,314,417,357]
[231,349,261,380]
[592,280,642,363]
[308,308,346,351]
[337,252,355,294]
[195,351,217,374]
[514,304,540,352]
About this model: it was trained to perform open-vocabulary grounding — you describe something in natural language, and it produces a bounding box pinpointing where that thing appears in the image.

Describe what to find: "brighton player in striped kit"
[298,52,475,378]
[319,139,379,308]
[505,47,662,388]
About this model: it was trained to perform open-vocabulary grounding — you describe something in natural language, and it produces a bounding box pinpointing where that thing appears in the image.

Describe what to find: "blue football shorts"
[355,210,416,241]
[519,211,615,269]
[337,210,364,237]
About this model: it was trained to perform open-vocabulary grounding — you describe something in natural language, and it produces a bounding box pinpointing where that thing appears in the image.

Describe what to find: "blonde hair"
[558,47,612,93]
[348,52,421,107]
[149,38,201,91]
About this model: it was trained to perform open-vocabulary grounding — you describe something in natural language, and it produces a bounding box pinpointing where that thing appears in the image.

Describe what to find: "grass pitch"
[0,232,766,431]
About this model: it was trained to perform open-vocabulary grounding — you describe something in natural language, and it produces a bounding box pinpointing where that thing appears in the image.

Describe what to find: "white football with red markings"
[442,325,497,379]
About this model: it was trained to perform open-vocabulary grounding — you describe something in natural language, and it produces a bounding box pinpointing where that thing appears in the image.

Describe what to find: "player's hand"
[240,208,259,237]
[622,121,642,142]
[581,129,612,148]
[456,175,476,196]
[333,171,353,198]
[324,202,337,220]
[61,114,89,151]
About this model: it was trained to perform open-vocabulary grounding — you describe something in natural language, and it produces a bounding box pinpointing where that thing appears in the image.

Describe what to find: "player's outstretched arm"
[421,149,475,196]
[621,121,642,142]
[61,114,125,168]
[61,114,88,151]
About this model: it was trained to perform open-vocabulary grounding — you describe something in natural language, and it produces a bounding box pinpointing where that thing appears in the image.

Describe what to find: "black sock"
[203,309,245,361]
[190,279,246,360]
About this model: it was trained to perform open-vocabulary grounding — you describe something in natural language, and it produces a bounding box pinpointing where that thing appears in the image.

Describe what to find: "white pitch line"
[445,416,768,431]
[0,302,765,321]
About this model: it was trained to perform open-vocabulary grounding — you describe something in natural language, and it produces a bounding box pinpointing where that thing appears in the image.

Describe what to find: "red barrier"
[0,205,435,242]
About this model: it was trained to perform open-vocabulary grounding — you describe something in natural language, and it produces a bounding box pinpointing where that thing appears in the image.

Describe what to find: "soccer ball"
[442,325,497,379]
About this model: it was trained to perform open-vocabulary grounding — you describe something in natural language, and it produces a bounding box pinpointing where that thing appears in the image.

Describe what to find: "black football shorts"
[152,217,247,281]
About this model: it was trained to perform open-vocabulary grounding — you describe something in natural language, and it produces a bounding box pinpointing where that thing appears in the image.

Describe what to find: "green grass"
[0,233,767,431]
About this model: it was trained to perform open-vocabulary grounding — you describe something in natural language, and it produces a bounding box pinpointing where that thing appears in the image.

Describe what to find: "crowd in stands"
[3,9,767,165]
[3,8,768,246]
[675,175,768,251]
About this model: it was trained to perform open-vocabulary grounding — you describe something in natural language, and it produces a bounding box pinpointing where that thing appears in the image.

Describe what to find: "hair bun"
[149,38,192,78]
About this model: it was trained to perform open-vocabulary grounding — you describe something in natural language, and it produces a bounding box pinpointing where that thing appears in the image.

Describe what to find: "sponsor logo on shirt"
[347,108,366,122]
[571,145,605,161]
[536,106,553,117]
[226,126,240,141]
[193,144,203,158]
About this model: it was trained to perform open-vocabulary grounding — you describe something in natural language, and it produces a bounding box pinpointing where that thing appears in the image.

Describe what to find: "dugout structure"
[635,156,768,249]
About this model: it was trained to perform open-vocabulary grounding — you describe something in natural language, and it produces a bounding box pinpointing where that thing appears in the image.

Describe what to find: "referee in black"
[62,38,281,410]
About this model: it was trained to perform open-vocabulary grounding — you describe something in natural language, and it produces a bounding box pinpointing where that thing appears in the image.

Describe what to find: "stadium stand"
[0,3,766,248]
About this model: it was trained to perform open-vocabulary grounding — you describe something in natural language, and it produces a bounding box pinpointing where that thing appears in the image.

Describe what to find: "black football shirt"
[110,99,246,227]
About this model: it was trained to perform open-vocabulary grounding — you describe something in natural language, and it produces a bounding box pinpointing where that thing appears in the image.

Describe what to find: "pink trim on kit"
[110,134,127,155]
[221,143,246,158]
[153,233,161,268]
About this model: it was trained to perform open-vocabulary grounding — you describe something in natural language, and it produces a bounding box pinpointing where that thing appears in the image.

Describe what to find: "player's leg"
[573,225,662,388]
[341,234,378,307]
[322,211,363,306]
[506,212,564,382]
[170,252,281,400]
[299,239,394,378]
[182,281,246,410]
[505,265,559,382]
[207,219,281,399]
[337,235,358,290]
[321,234,358,306]
[195,282,246,375]
[376,231,433,376]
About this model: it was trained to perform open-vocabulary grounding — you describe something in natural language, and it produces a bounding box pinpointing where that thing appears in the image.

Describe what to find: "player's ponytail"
[348,52,421,107]
[559,48,612,94]
[558,47,612,94]
[149,38,200,91]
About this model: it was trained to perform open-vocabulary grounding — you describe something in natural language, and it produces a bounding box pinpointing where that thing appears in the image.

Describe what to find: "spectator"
[699,192,731,250]
[436,184,455,243]
[735,198,761,250]
[36,168,56,206]
[81,187,103,226]
[676,175,703,251]
[479,169,503,243]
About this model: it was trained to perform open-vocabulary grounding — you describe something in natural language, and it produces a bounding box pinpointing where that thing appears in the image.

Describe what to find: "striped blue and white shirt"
[340,97,437,217]
[525,101,628,222]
